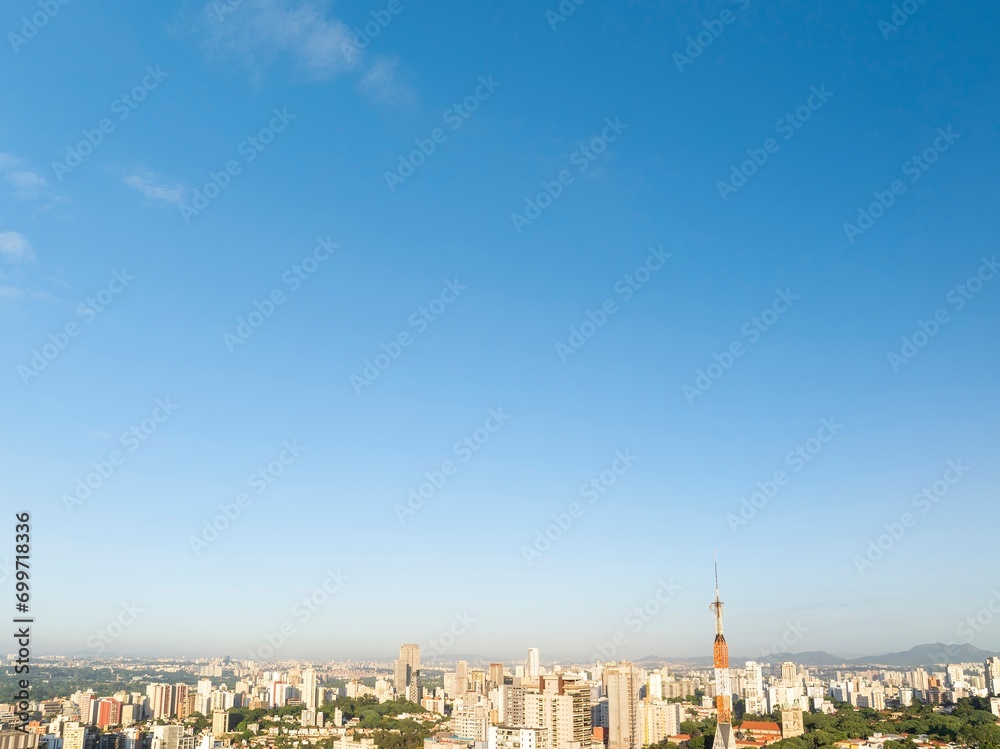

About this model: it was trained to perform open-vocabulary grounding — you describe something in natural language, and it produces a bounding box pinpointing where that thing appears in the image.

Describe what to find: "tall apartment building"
[524,683,592,749]
[174,685,191,719]
[647,673,663,701]
[743,661,766,715]
[146,685,173,720]
[471,670,488,695]
[781,662,797,685]
[592,698,609,732]
[501,685,527,726]
[986,657,1000,697]
[452,704,490,742]
[271,681,290,708]
[638,700,682,746]
[95,700,122,729]
[212,711,231,736]
[63,727,87,749]
[490,663,506,688]
[456,661,469,695]
[528,649,541,680]
[606,663,640,749]
[394,644,421,700]
[946,665,964,688]
[488,727,548,749]
[303,668,319,710]
[73,693,98,726]
[209,689,235,713]
[910,668,930,692]
[150,726,182,749]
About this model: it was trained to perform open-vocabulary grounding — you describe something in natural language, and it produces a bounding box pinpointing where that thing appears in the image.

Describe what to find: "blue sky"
[2,0,999,662]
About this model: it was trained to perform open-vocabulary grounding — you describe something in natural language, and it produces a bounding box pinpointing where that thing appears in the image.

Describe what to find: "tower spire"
[711,560,736,749]
[711,558,725,636]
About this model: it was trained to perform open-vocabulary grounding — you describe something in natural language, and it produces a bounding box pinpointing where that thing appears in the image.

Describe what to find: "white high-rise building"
[743,661,766,715]
[452,703,489,742]
[303,668,319,709]
[488,727,547,749]
[147,685,173,720]
[528,648,541,680]
[985,658,1000,697]
[647,673,663,701]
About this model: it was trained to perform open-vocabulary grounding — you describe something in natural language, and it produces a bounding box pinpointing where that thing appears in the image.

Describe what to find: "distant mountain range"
[637,642,1000,668]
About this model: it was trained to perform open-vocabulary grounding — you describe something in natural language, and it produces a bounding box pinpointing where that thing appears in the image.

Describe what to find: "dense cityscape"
[2,648,1000,749]
[5,579,1000,749]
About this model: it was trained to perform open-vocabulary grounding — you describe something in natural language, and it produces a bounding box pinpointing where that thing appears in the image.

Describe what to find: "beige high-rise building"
[638,700,683,746]
[524,686,591,749]
[781,662,796,684]
[456,661,469,694]
[64,728,87,749]
[146,685,172,720]
[471,669,488,695]
[501,684,527,726]
[395,644,421,698]
[490,663,505,688]
[400,644,421,671]
[562,682,593,749]
[0,732,39,749]
[606,663,640,749]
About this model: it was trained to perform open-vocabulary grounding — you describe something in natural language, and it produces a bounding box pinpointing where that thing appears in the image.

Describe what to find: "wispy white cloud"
[200,0,412,102]
[7,170,48,200]
[0,153,67,210]
[123,169,186,205]
[0,231,34,262]
[358,55,413,105]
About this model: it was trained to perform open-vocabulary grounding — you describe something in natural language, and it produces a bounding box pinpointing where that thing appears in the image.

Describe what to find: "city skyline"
[6,646,1000,749]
